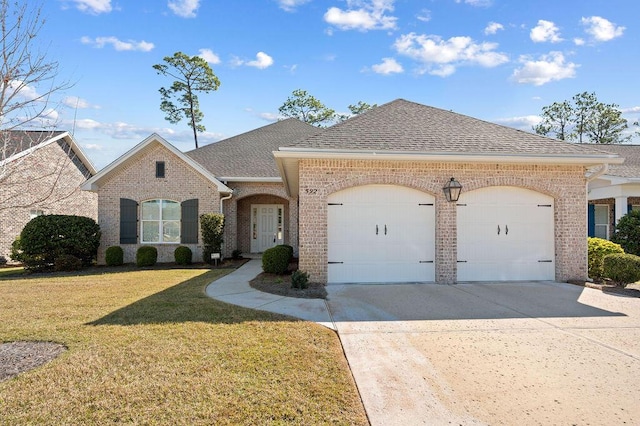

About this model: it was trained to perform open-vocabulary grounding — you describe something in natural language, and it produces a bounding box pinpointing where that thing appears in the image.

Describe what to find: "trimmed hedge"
[588,237,624,280]
[174,246,193,265]
[10,215,101,271]
[603,253,640,287]
[201,213,225,263]
[136,246,158,267]
[105,246,124,266]
[262,245,292,274]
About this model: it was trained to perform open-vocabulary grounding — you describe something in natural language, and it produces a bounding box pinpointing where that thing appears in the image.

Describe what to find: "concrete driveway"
[326,281,640,425]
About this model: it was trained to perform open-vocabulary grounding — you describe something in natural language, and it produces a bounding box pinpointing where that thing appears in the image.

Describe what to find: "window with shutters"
[141,199,180,243]
[594,204,609,239]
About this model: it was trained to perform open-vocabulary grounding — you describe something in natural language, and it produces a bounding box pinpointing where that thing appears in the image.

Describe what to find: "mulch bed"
[0,341,66,382]
[567,280,640,297]
[250,270,327,299]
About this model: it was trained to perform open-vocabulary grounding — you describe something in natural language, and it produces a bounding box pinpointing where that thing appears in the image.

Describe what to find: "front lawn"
[0,268,367,424]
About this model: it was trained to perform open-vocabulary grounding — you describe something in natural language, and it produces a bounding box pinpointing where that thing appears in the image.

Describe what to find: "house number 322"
[304,188,318,194]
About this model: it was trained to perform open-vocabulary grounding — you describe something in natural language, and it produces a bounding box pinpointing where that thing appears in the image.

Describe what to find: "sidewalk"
[205,259,336,329]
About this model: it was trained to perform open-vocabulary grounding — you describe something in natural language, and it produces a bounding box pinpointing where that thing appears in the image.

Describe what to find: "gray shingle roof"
[2,130,66,160]
[583,144,640,178]
[186,118,321,178]
[283,99,615,157]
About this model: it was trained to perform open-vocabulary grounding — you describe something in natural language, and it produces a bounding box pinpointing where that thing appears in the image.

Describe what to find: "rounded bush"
[262,245,292,274]
[611,210,640,256]
[588,237,624,280]
[10,215,101,271]
[291,270,310,289]
[174,246,193,265]
[105,246,124,266]
[603,253,640,287]
[279,244,294,260]
[54,254,82,272]
[136,246,158,267]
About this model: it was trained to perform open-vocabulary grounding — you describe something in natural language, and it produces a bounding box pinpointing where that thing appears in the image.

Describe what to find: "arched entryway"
[237,194,290,254]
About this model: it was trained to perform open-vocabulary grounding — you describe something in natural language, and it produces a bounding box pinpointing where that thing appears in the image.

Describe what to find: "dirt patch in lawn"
[0,341,66,382]
[250,272,327,299]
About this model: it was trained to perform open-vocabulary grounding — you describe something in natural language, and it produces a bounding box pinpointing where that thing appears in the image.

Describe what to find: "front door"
[251,204,284,253]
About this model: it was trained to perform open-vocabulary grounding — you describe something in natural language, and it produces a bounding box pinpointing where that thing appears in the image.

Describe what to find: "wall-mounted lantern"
[443,177,462,202]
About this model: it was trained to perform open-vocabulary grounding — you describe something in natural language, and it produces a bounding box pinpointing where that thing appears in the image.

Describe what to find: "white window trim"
[140,199,181,244]
[594,204,610,240]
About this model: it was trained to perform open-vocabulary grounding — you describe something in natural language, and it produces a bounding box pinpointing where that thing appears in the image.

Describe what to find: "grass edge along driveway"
[0,268,367,425]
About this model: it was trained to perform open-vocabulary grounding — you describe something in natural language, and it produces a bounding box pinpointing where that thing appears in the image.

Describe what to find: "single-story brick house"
[585,144,640,239]
[82,99,623,284]
[0,131,97,261]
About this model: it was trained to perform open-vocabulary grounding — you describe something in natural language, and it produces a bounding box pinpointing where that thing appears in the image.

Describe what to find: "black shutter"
[120,198,138,244]
[181,199,199,244]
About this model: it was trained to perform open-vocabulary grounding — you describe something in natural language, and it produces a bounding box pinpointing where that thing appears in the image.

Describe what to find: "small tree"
[200,213,224,263]
[611,210,640,256]
[153,52,220,149]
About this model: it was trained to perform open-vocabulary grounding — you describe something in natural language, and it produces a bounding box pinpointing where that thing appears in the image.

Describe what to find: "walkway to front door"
[250,204,284,253]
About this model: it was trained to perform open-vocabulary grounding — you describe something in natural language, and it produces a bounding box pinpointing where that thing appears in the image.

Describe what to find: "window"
[29,209,45,219]
[141,199,180,243]
[156,161,165,178]
[594,204,609,239]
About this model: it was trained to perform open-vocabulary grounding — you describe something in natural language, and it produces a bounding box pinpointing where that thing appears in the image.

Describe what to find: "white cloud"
[484,22,504,35]
[80,36,154,52]
[198,48,221,64]
[71,0,112,14]
[168,0,200,18]
[417,9,431,22]
[63,96,100,109]
[493,115,542,130]
[455,0,493,7]
[8,80,39,101]
[258,112,279,121]
[84,143,104,151]
[371,57,404,74]
[530,20,562,43]
[324,0,397,31]
[581,16,625,42]
[277,0,310,12]
[573,38,585,46]
[511,51,578,86]
[393,33,508,77]
[621,106,640,114]
[246,52,274,69]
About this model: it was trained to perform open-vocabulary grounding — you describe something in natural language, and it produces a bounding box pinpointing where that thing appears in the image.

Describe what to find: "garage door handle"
[376,225,378,235]
[384,225,387,235]
[505,224,508,235]
[497,225,500,235]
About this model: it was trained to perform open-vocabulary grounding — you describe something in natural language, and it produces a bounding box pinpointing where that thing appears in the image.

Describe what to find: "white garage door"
[457,186,555,281]
[327,185,435,284]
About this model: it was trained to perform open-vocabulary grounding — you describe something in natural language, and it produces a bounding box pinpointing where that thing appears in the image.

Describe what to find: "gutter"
[586,163,609,182]
[220,192,233,214]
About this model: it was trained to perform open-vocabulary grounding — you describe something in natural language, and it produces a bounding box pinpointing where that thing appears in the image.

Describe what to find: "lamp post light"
[443,177,462,202]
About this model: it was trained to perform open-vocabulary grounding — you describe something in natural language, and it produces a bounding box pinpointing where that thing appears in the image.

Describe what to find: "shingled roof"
[186,118,320,178]
[282,99,614,157]
[583,144,640,179]
[2,130,67,161]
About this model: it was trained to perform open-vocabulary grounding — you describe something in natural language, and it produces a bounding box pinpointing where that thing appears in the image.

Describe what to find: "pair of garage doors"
[327,184,555,283]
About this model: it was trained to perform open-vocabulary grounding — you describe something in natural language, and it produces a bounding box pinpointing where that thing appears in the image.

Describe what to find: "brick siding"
[0,141,97,262]
[96,143,220,264]
[297,159,588,284]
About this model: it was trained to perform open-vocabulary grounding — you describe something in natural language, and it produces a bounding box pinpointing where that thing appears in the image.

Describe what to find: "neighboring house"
[83,99,622,284]
[586,144,640,239]
[0,131,98,261]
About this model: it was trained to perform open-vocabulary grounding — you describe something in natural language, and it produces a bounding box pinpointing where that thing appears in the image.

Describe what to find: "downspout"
[219,191,233,259]
[585,163,608,183]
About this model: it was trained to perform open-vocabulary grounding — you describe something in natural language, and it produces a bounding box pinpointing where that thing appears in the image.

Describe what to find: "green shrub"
[588,237,624,280]
[136,246,158,267]
[232,249,242,260]
[174,246,193,265]
[54,254,83,272]
[10,215,101,271]
[262,245,291,274]
[611,210,640,256]
[0,255,6,266]
[603,253,640,287]
[200,213,225,264]
[291,270,310,289]
[279,244,294,260]
[105,246,124,266]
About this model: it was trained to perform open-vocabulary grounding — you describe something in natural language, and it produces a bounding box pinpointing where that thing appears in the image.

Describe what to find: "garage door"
[328,185,435,284]
[457,186,555,281]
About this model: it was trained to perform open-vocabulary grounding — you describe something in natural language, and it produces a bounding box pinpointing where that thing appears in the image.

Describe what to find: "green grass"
[0,268,367,425]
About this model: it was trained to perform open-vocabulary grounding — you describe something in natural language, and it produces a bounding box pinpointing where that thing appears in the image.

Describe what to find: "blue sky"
[30,0,640,168]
